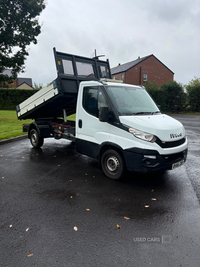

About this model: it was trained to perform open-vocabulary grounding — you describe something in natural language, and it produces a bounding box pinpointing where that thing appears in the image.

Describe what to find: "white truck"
[16,48,188,180]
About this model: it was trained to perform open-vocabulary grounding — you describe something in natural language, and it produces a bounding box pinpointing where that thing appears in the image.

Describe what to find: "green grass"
[68,114,76,121]
[0,110,33,140]
[0,110,76,141]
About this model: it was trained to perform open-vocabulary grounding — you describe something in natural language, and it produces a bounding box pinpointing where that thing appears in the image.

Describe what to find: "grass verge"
[0,110,76,141]
[0,110,33,140]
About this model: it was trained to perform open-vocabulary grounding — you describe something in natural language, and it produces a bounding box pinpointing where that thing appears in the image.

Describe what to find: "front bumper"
[123,147,188,173]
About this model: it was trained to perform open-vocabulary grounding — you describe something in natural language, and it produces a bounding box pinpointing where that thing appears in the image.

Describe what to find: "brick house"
[0,69,33,89]
[111,55,174,86]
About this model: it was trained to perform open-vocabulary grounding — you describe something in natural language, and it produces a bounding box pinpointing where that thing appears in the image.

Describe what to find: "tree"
[33,82,43,90]
[160,81,186,112]
[186,77,200,112]
[144,81,161,105]
[0,0,46,83]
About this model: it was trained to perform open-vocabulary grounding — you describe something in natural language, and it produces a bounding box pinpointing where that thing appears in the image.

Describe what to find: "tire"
[101,149,125,180]
[30,129,44,148]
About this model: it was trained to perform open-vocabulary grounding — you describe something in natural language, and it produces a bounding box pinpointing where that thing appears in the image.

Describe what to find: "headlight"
[129,128,156,142]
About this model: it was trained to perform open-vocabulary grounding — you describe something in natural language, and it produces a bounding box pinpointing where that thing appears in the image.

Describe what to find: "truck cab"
[75,80,187,179]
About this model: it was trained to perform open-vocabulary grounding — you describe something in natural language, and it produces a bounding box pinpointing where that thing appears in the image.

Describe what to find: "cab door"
[76,86,111,158]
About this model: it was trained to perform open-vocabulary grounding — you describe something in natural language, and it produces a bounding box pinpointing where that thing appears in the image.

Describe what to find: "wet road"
[0,115,200,267]
[172,115,200,201]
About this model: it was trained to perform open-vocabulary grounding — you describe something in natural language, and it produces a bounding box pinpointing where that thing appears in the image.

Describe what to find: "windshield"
[106,85,160,115]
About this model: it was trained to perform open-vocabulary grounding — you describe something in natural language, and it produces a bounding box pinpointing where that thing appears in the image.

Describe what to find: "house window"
[121,74,124,81]
[143,74,148,81]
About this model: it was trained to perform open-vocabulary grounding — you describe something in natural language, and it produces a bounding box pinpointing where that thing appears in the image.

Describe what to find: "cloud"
[19,0,200,86]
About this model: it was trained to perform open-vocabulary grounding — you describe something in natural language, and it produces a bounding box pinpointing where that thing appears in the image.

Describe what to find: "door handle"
[78,119,82,128]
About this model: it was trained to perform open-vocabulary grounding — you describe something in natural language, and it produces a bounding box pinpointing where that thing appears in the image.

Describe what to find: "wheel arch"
[99,142,125,163]
[28,122,40,139]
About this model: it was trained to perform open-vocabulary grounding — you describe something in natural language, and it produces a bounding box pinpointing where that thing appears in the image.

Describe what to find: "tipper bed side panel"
[16,48,111,120]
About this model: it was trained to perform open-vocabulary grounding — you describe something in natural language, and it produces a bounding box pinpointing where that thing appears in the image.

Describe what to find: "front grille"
[156,137,186,148]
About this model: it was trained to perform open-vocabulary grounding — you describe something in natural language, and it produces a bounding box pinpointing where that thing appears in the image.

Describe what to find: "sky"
[19,0,200,87]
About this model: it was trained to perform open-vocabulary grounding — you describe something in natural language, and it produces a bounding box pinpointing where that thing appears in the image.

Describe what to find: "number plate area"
[172,159,185,170]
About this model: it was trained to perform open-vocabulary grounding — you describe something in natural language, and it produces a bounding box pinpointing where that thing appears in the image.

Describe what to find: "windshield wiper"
[133,112,151,116]
[151,111,161,115]
[132,111,161,116]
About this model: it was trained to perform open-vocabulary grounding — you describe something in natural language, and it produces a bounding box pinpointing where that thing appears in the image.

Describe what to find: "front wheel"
[101,149,125,180]
[30,129,44,148]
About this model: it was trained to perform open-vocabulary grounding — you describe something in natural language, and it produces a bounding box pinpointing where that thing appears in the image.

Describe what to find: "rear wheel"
[30,129,44,148]
[101,149,125,180]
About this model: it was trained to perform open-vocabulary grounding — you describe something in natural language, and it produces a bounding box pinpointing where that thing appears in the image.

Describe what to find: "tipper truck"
[16,48,188,180]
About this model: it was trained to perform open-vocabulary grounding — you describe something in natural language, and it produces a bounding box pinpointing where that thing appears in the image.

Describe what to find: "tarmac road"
[0,114,200,267]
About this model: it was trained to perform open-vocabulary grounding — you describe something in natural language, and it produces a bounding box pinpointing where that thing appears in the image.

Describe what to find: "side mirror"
[99,106,109,122]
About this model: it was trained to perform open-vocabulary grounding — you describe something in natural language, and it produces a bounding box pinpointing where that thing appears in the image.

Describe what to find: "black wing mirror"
[99,106,109,122]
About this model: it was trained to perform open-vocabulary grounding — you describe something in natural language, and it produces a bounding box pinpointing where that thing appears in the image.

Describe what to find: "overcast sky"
[19,0,200,87]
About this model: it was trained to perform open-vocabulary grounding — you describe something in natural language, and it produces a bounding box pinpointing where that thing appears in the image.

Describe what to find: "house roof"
[16,82,33,89]
[111,54,174,75]
[18,78,32,87]
[1,70,33,86]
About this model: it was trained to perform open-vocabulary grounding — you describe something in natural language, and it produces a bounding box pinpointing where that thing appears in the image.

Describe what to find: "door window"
[83,87,107,117]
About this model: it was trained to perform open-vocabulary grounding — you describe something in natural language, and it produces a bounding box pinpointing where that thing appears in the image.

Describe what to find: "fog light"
[144,155,156,159]
[142,155,159,168]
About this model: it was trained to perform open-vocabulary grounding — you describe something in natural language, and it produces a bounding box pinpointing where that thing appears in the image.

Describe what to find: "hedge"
[0,89,38,110]
[186,78,200,112]
[145,81,187,113]
[187,86,200,112]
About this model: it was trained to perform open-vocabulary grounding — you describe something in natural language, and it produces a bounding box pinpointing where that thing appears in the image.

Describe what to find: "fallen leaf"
[86,209,90,211]
[68,180,73,183]
[2,177,4,179]
[58,165,60,167]
[117,224,121,229]
[10,225,12,228]
[124,217,130,220]
[85,173,88,175]
[145,205,149,208]
[151,198,156,201]
[70,196,73,198]
[151,189,154,192]
[73,226,78,231]
[27,254,33,257]
[187,184,190,186]
[26,228,29,232]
